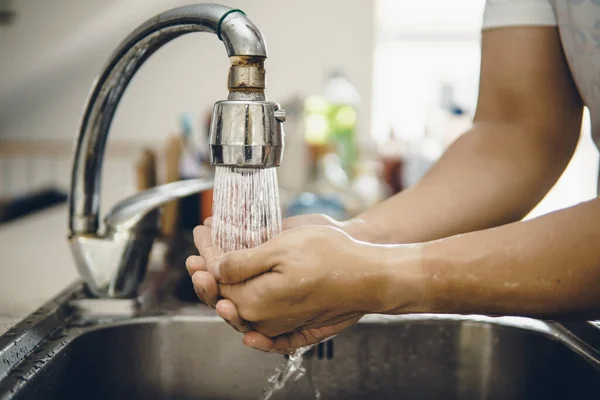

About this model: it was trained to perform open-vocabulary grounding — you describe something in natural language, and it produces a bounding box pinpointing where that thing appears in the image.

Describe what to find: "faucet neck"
[228,55,266,94]
[69,4,268,236]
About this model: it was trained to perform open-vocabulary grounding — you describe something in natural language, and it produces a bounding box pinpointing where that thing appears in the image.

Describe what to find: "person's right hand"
[185,214,367,336]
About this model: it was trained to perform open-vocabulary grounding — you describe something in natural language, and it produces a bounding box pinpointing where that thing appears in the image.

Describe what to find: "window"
[373,0,598,215]
[373,0,484,143]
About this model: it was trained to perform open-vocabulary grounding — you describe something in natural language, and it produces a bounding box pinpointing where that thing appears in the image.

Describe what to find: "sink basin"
[3,313,600,400]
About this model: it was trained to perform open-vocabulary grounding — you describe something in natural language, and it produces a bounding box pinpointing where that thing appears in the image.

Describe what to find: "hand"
[195,225,401,352]
[186,214,361,334]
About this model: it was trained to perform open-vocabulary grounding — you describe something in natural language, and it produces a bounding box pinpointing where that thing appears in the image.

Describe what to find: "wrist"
[367,243,432,315]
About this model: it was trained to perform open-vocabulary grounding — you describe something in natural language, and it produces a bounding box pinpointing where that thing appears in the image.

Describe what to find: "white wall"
[0,0,374,146]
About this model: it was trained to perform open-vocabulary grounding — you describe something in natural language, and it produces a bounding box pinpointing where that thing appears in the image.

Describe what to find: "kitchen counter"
[0,156,140,336]
[0,205,78,335]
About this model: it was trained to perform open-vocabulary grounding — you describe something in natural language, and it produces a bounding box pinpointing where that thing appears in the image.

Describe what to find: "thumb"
[193,225,221,263]
[208,245,275,284]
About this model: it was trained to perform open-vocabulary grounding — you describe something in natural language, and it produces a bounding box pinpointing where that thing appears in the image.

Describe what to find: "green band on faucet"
[217,9,247,41]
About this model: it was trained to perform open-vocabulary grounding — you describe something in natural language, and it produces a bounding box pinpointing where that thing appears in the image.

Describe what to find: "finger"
[203,217,212,228]
[215,299,252,333]
[191,271,219,307]
[252,312,346,339]
[218,282,239,301]
[270,329,324,352]
[242,330,309,354]
[208,244,275,284]
[242,331,277,352]
[243,318,358,353]
[185,255,206,277]
[193,225,221,263]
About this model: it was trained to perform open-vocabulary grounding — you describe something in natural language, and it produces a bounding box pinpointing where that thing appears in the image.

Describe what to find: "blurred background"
[0,0,598,308]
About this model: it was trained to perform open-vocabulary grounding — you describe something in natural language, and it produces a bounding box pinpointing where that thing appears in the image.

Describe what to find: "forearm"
[383,198,600,319]
[353,27,583,246]
[353,121,573,245]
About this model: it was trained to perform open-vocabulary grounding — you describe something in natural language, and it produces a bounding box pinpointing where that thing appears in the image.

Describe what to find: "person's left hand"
[192,225,397,350]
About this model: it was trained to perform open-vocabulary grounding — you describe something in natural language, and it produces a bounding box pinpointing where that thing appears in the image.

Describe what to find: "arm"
[200,198,600,352]
[353,27,583,244]
[187,26,589,351]
[389,197,600,319]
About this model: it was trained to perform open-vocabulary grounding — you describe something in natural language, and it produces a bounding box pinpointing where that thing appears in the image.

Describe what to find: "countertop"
[0,157,139,336]
[0,205,78,335]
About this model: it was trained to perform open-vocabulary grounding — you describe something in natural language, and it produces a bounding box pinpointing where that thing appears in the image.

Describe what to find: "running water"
[211,166,319,400]
[212,167,282,252]
[261,346,320,400]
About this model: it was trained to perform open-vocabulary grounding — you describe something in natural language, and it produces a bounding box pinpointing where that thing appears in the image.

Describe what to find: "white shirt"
[483,0,600,154]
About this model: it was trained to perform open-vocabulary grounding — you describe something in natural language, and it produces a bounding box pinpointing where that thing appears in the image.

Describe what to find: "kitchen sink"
[1,275,600,400]
[1,312,600,399]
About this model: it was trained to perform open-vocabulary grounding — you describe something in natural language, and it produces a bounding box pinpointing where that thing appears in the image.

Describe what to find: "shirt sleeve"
[483,0,557,30]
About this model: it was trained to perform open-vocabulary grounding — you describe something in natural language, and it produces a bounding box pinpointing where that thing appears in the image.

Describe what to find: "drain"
[315,340,334,360]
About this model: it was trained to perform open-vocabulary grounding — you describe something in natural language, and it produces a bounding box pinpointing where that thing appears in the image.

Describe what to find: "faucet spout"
[70,4,267,236]
[68,4,284,298]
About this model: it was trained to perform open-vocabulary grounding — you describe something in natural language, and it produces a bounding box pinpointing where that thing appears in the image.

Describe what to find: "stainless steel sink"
[1,277,600,400]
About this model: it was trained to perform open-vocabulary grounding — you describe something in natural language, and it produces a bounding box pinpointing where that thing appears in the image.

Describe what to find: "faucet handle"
[71,178,214,298]
[104,178,214,233]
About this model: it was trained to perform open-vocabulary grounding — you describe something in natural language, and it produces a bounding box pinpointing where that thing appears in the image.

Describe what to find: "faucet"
[68,4,285,298]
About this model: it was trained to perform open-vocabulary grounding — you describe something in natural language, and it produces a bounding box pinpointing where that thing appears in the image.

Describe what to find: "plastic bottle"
[323,71,360,179]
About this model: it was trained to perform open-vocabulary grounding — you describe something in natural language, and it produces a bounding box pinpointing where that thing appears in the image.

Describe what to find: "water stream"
[211,166,319,399]
[212,167,282,252]
[261,345,320,400]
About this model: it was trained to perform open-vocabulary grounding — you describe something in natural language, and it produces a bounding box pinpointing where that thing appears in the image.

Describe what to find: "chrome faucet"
[68,4,285,298]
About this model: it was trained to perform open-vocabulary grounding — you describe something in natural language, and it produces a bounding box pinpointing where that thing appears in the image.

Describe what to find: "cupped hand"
[186,224,255,333]
[193,224,395,352]
[186,214,353,337]
[187,215,341,299]
[187,214,376,352]
[242,316,361,353]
